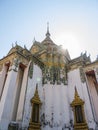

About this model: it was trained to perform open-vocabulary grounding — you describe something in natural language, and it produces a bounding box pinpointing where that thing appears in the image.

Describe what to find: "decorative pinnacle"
[36,83,38,90]
[74,86,79,99]
[46,22,50,37]
[34,84,38,98]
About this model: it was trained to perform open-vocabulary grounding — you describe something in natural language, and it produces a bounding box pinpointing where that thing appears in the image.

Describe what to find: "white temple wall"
[41,84,70,130]
[68,68,96,129]
[0,62,97,130]
[0,66,19,130]
[22,64,42,129]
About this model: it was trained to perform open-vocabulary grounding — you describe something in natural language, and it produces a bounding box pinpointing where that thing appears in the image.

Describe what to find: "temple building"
[0,26,98,130]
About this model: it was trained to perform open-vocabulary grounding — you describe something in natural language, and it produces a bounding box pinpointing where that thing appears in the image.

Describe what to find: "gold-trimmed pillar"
[70,87,88,130]
[28,84,41,130]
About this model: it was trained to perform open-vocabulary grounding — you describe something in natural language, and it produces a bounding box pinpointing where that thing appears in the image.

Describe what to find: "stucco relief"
[28,62,33,78]
[42,65,68,85]
[8,57,19,72]
[79,67,86,83]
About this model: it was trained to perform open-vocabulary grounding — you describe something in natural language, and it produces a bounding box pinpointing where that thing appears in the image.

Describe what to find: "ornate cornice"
[68,54,91,71]
[0,47,45,72]
[32,55,45,69]
[84,60,98,73]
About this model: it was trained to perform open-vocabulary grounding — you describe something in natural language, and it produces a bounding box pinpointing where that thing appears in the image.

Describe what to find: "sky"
[0,0,98,61]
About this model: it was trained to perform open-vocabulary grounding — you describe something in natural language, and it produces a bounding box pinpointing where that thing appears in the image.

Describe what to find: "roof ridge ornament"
[46,22,50,37]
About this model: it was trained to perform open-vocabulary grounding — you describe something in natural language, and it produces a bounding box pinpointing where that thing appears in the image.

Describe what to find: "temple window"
[75,105,83,123]
[28,84,41,130]
[32,103,39,123]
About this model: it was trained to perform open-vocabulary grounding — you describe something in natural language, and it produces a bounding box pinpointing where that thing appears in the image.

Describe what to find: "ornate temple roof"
[29,24,71,66]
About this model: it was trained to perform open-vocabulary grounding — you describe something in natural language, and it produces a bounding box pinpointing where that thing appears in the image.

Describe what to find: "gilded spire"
[46,22,50,37]
[74,86,80,99]
[34,83,38,97]
[70,86,84,106]
[31,84,41,104]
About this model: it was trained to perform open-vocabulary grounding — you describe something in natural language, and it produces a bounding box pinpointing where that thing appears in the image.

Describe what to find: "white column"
[82,82,96,128]
[0,64,8,99]
[16,62,30,122]
[94,68,98,83]
[0,63,19,130]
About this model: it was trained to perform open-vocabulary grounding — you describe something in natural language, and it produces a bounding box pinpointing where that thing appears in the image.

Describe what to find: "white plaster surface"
[40,84,70,130]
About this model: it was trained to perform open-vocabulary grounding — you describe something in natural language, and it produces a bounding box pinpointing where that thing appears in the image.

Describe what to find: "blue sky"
[0,0,98,61]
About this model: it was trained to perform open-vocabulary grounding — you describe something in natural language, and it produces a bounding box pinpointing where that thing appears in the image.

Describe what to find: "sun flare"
[55,31,81,59]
